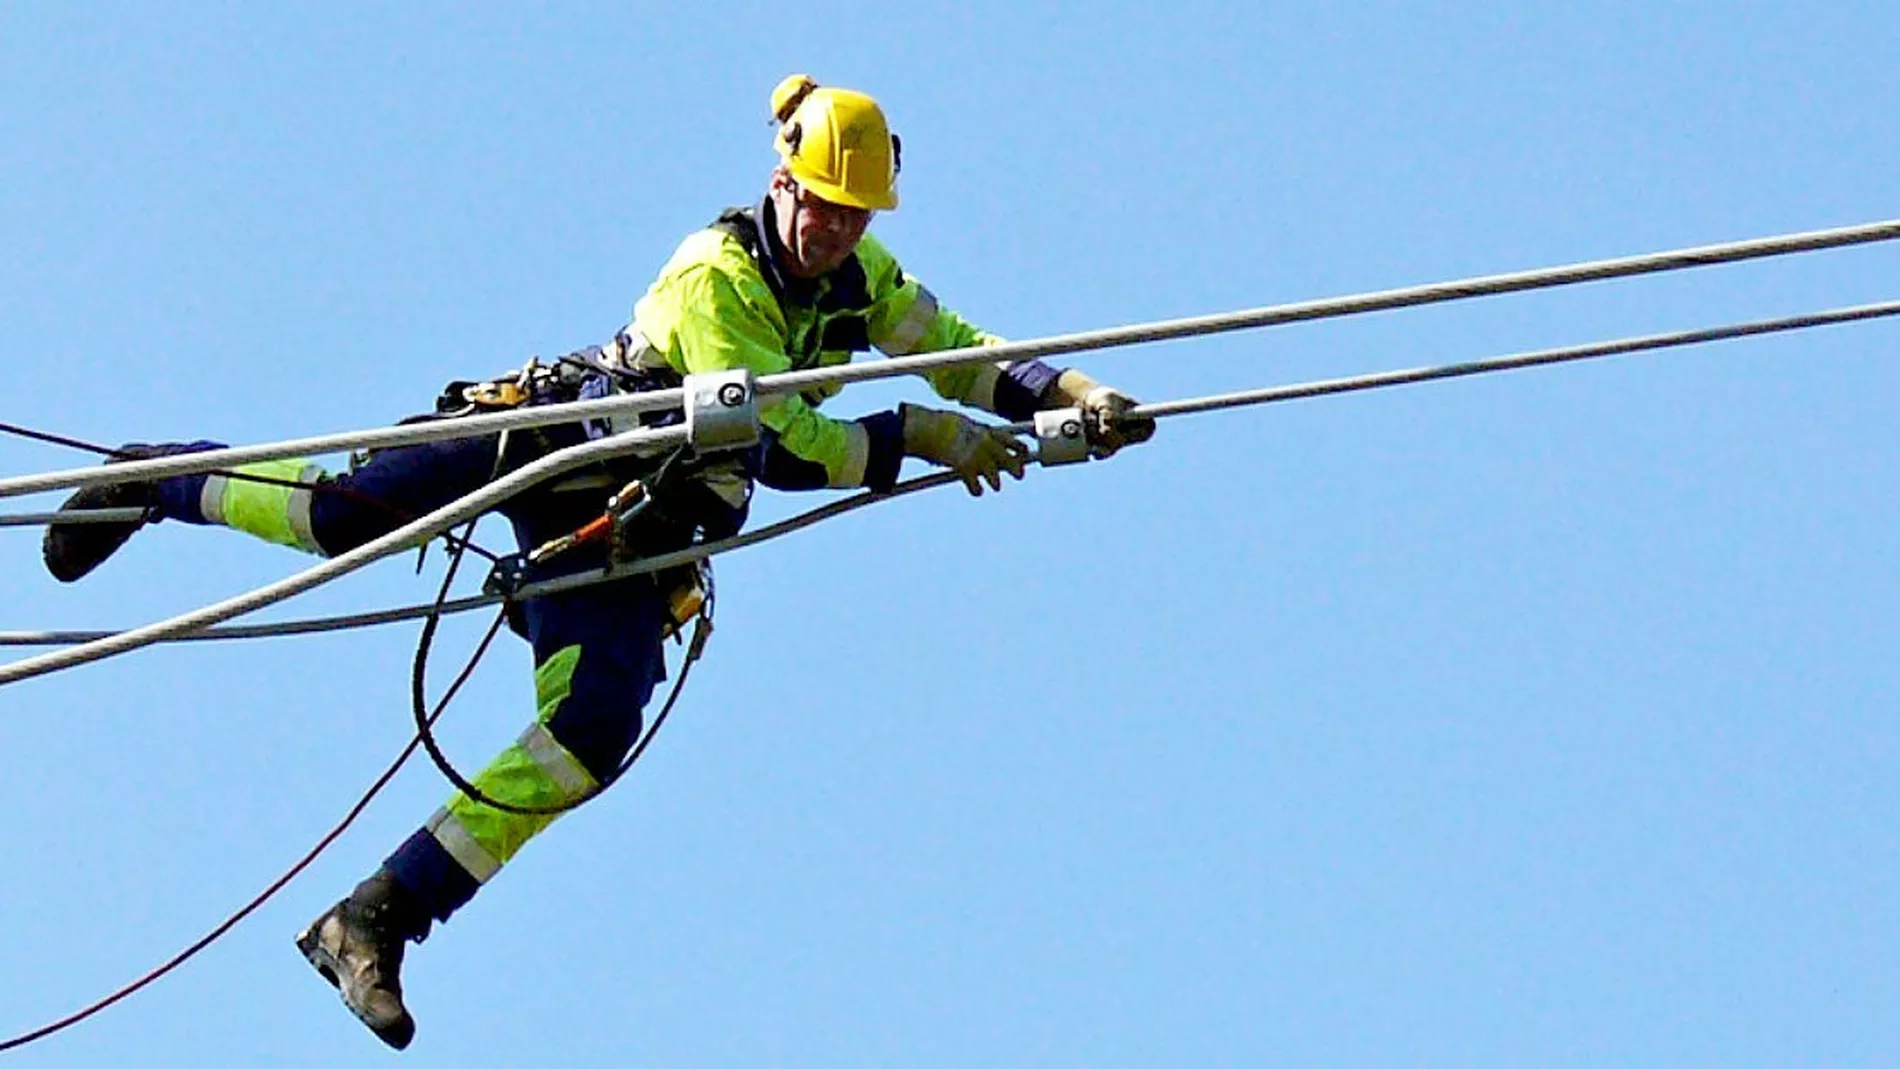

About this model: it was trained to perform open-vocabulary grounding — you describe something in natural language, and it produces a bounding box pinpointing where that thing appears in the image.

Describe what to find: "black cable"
[0,420,129,457]
[0,417,504,564]
[409,543,710,817]
[0,588,506,1055]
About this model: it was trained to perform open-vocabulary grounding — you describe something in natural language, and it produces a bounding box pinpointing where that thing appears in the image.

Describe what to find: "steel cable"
[0,231,1896,1052]
[0,425,688,686]
[1,298,1893,650]
[0,526,708,1053]
[3,217,1894,503]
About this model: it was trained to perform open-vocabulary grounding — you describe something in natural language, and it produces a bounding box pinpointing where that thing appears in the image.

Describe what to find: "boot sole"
[294,925,340,987]
[294,924,415,1050]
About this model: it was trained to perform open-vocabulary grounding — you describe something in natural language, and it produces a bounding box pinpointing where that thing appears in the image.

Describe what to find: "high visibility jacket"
[622,200,1060,493]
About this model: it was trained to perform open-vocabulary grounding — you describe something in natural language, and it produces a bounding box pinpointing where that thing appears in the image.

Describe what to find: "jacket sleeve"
[858,235,1062,421]
[636,254,902,490]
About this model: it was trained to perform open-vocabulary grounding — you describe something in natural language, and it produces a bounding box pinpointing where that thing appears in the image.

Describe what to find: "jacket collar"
[754,196,821,305]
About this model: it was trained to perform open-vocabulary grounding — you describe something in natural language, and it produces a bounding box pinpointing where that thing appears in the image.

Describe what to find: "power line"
[3,216,1895,502]
[0,508,147,527]
[0,609,507,1055]
[1,298,1893,651]
[0,235,1895,1052]
[0,425,684,686]
[0,471,962,645]
[1125,298,1900,421]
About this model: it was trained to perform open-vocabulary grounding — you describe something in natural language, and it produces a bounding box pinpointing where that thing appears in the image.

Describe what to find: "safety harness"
[712,206,879,370]
[403,344,767,817]
[416,350,711,614]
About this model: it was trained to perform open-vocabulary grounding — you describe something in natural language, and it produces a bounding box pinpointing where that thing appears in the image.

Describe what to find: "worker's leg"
[42,433,518,581]
[156,435,513,556]
[379,574,672,925]
[297,570,667,1048]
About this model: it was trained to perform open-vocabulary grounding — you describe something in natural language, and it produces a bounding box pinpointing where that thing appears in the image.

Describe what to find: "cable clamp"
[683,369,760,452]
[1034,407,1090,466]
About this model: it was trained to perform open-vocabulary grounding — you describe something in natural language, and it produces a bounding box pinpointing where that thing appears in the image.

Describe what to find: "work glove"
[1048,369,1157,458]
[900,403,1030,496]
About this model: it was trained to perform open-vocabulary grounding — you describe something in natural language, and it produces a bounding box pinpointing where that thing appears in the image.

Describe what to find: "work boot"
[295,871,428,1050]
[40,442,209,583]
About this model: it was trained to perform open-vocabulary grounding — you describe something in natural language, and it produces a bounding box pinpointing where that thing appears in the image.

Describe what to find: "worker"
[42,75,1154,1050]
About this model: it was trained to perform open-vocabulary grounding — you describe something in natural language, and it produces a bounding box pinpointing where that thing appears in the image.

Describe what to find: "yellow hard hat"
[771,74,900,211]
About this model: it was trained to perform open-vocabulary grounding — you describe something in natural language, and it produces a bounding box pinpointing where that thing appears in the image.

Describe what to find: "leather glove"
[900,403,1030,496]
[1049,369,1156,458]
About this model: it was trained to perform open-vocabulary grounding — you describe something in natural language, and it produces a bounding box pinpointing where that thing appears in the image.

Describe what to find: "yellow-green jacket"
[620,202,1062,493]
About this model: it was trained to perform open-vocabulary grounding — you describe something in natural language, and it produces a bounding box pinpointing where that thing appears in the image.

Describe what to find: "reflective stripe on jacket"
[629,200,1059,491]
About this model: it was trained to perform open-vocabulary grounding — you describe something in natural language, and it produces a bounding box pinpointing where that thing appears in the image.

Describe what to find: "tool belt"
[412,348,680,495]
[432,350,614,417]
[429,349,721,639]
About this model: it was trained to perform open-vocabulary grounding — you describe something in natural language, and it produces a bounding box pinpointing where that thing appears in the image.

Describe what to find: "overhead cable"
[1125,298,1900,421]
[0,607,506,1055]
[0,425,687,686]
[2,236,1897,1053]
[0,470,962,646]
[4,216,1895,502]
[0,509,147,527]
[2,298,1892,651]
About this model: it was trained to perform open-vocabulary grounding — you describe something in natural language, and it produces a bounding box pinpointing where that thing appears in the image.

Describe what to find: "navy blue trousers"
[163,431,670,926]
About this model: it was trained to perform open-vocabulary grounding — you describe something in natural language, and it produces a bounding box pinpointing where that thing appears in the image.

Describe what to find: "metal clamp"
[683,369,760,452]
[1034,407,1090,466]
[484,553,532,597]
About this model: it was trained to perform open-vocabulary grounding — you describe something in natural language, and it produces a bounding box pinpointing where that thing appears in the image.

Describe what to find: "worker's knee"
[525,609,669,781]
[539,651,659,782]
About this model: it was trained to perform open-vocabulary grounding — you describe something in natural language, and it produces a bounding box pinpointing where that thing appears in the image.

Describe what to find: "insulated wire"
[0,425,689,686]
[3,216,1896,502]
[409,568,713,817]
[0,548,715,1054]
[1,298,1893,650]
[0,421,502,562]
[0,601,507,1055]
[0,471,962,645]
[0,249,1896,1052]
[1115,298,1900,421]
[0,509,147,527]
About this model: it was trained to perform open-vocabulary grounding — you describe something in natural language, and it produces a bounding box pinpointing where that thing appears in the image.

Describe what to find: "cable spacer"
[1034,407,1090,466]
[682,370,760,452]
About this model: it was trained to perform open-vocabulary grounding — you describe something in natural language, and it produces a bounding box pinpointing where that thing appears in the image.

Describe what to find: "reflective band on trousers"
[200,458,327,553]
[421,645,606,884]
[427,718,602,882]
[426,806,502,884]
[877,285,939,355]
[514,721,598,801]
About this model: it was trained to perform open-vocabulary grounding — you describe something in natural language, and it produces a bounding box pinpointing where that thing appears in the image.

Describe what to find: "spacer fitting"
[1034,407,1090,466]
[683,370,760,452]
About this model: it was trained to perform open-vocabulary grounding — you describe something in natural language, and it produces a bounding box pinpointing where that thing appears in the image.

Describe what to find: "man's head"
[768,74,899,278]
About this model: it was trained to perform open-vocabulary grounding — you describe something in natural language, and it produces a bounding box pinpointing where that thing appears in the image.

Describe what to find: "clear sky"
[2,3,1896,1065]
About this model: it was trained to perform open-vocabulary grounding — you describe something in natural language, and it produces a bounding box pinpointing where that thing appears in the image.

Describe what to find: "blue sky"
[1,3,1896,1065]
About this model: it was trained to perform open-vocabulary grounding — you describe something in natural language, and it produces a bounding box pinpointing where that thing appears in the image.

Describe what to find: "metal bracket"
[1034,407,1090,466]
[682,370,760,452]
[483,553,532,598]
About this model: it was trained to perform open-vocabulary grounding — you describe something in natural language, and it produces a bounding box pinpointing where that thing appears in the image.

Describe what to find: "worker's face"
[771,169,873,278]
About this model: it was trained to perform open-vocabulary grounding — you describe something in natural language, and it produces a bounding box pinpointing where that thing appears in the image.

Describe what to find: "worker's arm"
[858,235,1058,419]
[637,252,905,491]
[859,235,1155,455]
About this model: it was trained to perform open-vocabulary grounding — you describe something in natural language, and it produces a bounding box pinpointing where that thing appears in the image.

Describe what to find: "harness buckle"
[463,380,531,409]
